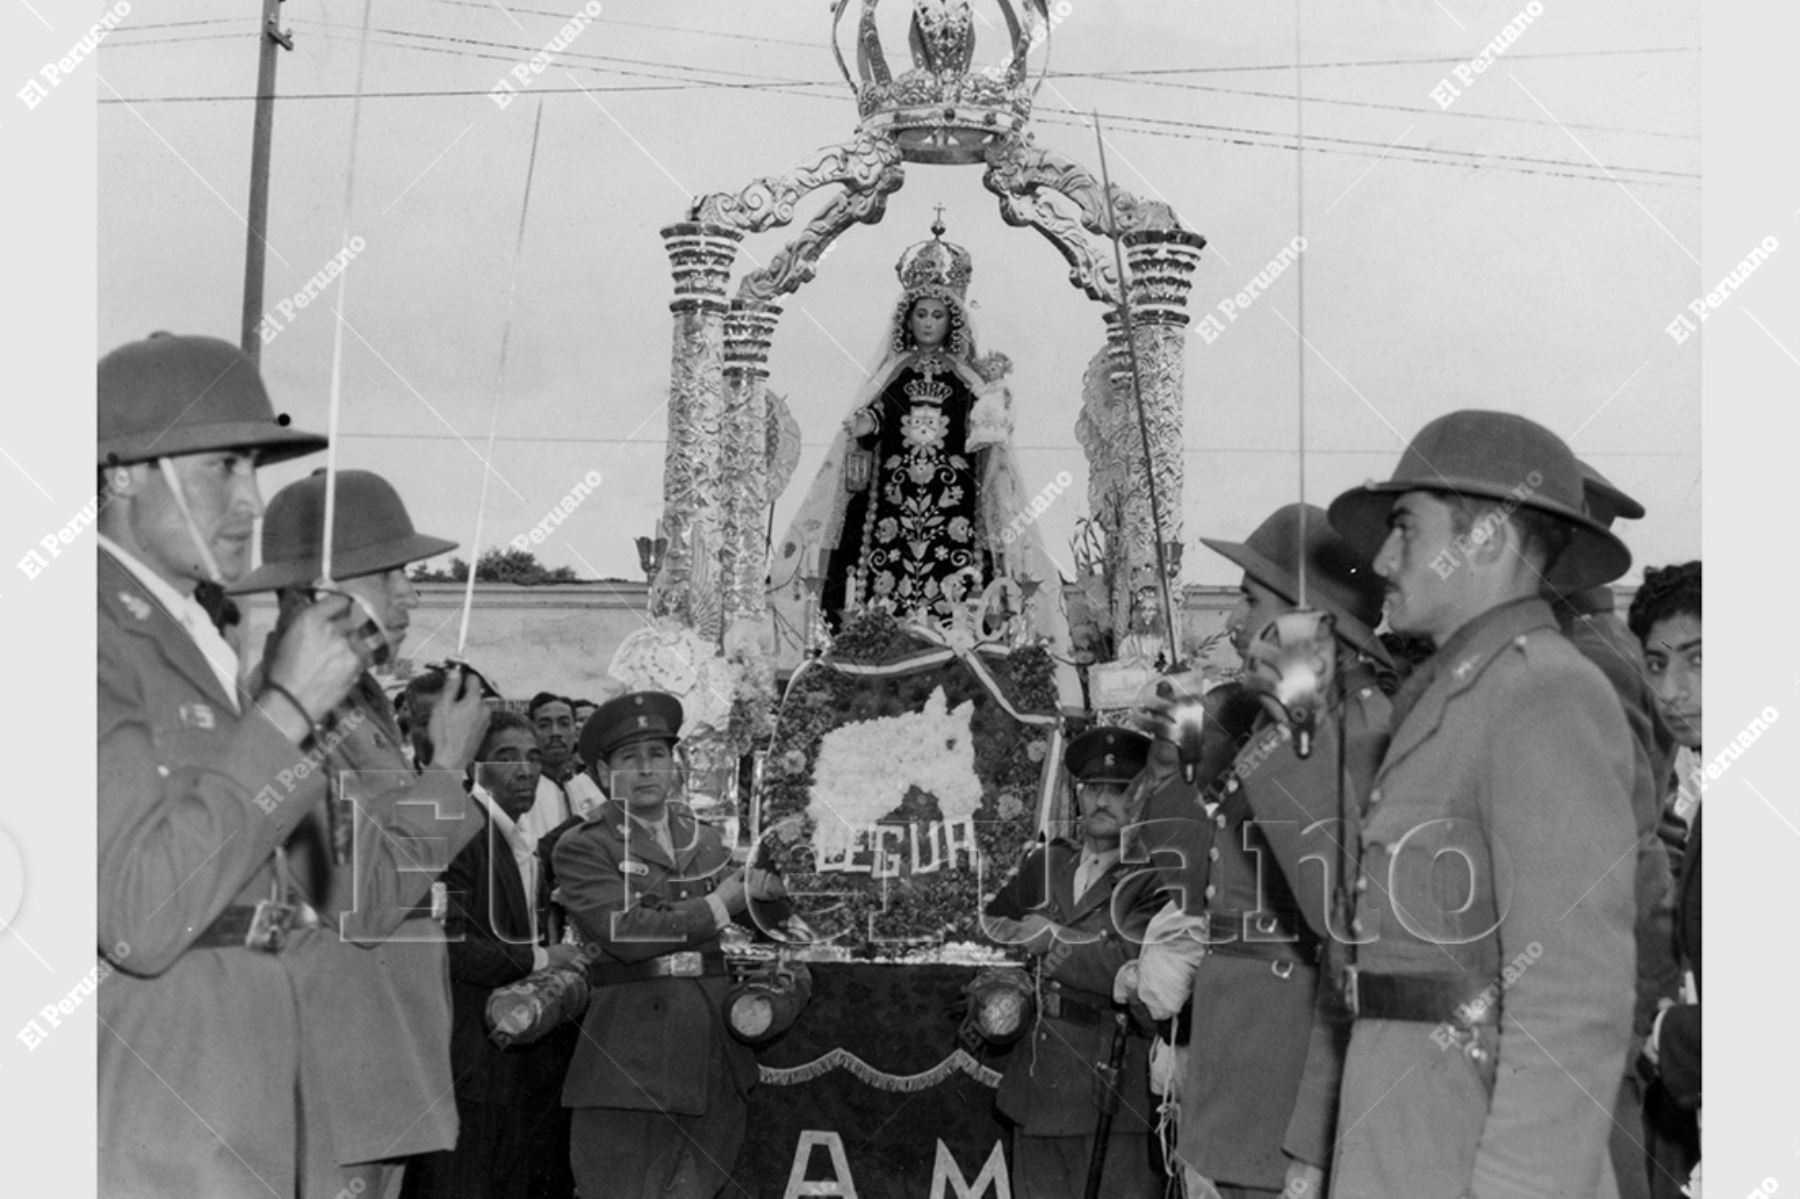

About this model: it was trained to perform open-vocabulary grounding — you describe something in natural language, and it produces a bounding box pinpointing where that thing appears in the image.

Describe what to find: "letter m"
[930,1139,1009,1199]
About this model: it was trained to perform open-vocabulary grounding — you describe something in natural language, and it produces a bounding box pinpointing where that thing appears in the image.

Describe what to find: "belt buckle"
[428,881,449,923]
[246,899,295,953]
[666,951,702,978]
[1342,965,1359,1018]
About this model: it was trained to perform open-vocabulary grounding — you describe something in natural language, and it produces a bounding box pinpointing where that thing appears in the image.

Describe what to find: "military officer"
[552,691,778,1199]
[984,726,1163,1198]
[227,467,492,1197]
[1324,410,1640,1198]
[1133,503,1393,1199]
[96,332,366,1194]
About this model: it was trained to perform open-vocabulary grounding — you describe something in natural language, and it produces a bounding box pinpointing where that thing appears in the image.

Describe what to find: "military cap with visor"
[98,333,326,467]
[1064,726,1153,785]
[1326,409,1630,594]
[227,468,457,593]
[580,691,684,768]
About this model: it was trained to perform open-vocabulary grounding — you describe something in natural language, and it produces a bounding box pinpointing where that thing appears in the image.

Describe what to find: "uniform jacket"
[282,672,480,1166]
[1659,810,1700,1105]
[442,802,541,1106]
[1334,598,1638,1199]
[98,549,333,1194]
[1561,604,1683,1036]
[552,800,756,1113]
[1165,659,1391,1187]
[986,841,1161,1137]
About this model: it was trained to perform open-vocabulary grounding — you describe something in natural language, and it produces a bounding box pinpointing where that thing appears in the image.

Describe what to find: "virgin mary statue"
[769,218,1072,672]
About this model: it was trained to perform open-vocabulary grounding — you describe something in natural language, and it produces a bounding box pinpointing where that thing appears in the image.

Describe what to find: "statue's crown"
[832,0,1043,165]
[896,215,973,299]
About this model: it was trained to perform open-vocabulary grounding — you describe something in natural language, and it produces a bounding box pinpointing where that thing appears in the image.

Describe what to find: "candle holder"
[799,549,832,658]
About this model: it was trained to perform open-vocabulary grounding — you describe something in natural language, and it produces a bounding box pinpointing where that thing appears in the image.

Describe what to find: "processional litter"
[610,0,1208,879]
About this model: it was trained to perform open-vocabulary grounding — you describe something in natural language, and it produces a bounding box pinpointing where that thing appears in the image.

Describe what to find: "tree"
[410,548,581,585]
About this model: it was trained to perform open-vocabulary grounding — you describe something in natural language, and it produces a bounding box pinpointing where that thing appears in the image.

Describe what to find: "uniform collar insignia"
[119,592,152,621]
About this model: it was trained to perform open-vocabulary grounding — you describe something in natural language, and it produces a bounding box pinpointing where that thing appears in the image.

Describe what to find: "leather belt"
[191,900,296,953]
[590,950,726,987]
[1042,985,1146,1037]
[1346,969,1497,1026]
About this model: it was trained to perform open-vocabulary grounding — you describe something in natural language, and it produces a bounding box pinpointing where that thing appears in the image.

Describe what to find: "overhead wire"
[96,24,1697,187]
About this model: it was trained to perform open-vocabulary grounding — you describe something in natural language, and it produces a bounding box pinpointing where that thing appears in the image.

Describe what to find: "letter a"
[930,1140,1010,1199]
[783,1130,858,1198]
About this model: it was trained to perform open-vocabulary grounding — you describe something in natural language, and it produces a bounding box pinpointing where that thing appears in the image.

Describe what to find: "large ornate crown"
[896,215,973,299]
[831,0,1044,165]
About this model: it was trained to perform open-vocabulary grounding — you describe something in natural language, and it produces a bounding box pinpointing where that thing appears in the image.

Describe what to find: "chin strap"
[156,456,225,585]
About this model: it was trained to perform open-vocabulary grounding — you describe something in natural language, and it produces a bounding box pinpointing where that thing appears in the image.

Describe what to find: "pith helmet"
[1326,409,1629,593]
[1201,502,1390,663]
[98,333,326,466]
[1576,458,1645,527]
[227,468,456,593]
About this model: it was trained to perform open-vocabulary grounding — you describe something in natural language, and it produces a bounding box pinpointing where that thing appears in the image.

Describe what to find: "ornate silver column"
[719,296,782,645]
[653,221,741,629]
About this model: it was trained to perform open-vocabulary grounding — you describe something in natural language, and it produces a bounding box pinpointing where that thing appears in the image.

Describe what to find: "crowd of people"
[97,326,1701,1199]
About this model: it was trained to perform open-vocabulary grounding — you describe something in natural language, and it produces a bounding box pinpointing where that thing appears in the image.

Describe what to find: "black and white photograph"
[0,0,1794,1195]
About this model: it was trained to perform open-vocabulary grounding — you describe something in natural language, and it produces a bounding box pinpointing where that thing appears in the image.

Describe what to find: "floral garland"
[759,607,1057,949]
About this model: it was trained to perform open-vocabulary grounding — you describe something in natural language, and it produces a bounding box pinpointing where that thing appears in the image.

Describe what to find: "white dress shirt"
[1073,846,1121,900]
[470,782,548,970]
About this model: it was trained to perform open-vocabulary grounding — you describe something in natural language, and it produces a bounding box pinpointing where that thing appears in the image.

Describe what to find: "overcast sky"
[95,0,1701,587]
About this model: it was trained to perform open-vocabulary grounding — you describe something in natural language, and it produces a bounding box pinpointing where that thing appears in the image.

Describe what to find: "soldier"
[227,467,492,1197]
[552,691,779,1199]
[96,332,364,1194]
[1323,410,1640,1197]
[983,726,1163,1199]
[1133,503,1393,1199]
[1552,463,1682,1199]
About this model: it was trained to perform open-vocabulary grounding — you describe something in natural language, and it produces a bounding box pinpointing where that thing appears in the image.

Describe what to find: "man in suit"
[984,726,1163,1198]
[96,332,366,1194]
[553,691,779,1199]
[403,711,584,1199]
[227,468,493,1197]
[1324,410,1640,1198]
[1135,503,1394,1199]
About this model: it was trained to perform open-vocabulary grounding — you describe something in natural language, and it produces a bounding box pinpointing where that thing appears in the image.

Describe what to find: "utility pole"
[240,0,293,364]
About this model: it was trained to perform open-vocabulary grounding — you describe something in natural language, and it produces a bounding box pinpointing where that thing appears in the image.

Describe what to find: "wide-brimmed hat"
[98,333,326,467]
[1064,727,1152,784]
[1201,502,1389,662]
[580,691,683,766]
[1327,410,1629,593]
[227,468,455,593]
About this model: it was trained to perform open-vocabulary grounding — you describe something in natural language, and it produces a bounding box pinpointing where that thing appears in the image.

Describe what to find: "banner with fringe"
[759,1046,1002,1091]
[734,961,1020,1198]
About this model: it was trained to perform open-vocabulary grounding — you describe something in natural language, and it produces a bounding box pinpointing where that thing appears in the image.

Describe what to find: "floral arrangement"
[757,606,1057,948]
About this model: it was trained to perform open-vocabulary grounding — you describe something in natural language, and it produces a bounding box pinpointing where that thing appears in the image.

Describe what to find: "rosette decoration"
[753,607,1059,948]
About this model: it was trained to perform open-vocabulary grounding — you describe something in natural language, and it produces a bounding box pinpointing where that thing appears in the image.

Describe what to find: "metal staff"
[455,100,548,660]
[311,0,391,664]
[1083,1007,1133,1199]
[1091,115,1182,671]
